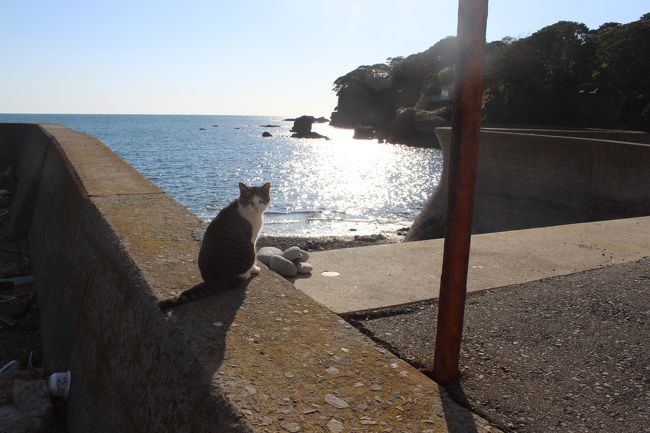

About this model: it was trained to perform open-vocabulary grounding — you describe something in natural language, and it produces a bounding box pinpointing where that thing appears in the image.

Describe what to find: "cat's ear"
[261,182,271,193]
[239,182,250,194]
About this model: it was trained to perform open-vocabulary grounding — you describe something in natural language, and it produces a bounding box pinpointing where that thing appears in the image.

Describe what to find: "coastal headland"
[329,15,650,148]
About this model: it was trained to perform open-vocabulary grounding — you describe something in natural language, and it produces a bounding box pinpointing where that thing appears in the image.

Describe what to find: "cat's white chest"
[238,200,266,245]
[248,214,263,244]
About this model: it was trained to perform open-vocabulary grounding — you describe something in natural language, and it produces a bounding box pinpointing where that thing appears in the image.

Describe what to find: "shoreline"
[257,232,404,252]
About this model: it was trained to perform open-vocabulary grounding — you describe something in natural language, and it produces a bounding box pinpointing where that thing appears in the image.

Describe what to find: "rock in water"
[269,255,298,277]
[257,247,283,265]
[353,125,376,139]
[290,115,315,135]
[289,115,330,139]
[290,131,329,140]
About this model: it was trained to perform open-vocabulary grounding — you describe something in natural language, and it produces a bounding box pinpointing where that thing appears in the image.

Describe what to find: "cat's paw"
[251,265,261,275]
[239,270,252,280]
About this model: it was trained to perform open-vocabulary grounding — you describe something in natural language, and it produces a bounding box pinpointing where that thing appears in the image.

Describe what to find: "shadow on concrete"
[439,382,480,433]
[159,277,252,310]
[286,273,311,284]
[155,279,252,431]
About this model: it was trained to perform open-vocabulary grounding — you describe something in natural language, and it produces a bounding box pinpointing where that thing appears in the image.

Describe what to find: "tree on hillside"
[330,13,650,142]
[591,13,650,129]
[483,21,595,125]
[331,63,395,128]
[330,37,457,133]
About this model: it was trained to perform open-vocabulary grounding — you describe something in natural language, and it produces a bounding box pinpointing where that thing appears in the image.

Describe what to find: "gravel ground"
[0,234,41,370]
[348,258,650,433]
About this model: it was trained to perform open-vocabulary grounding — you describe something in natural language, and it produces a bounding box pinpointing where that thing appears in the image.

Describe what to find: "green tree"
[483,21,595,125]
[592,13,650,129]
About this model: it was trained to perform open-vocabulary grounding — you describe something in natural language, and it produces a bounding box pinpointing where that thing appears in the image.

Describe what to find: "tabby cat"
[198,182,271,288]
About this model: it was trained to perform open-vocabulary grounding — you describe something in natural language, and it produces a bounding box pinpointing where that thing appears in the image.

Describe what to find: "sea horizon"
[0,112,319,118]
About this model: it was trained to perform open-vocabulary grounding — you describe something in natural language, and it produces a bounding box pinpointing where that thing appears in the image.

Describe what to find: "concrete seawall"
[406,127,650,240]
[1,124,500,432]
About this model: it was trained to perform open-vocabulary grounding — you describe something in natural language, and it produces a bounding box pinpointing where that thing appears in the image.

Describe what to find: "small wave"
[264,220,307,226]
[265,210,323,216]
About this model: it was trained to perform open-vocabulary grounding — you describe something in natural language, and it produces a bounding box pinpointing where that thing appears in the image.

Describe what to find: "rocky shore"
[258,232,401,252]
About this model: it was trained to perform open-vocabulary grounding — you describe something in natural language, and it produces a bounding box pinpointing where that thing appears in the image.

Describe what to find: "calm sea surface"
[0,114,443,236]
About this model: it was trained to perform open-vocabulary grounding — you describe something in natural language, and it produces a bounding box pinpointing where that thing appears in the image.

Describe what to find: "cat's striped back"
[198,200,256,287]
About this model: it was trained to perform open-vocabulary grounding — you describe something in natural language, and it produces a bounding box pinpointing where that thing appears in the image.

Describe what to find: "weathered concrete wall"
[1,124,500,433]
[406,127,650,240]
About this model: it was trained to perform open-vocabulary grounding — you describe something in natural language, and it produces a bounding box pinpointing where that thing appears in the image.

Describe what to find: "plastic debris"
[0,360,20,373]
[0,312,17,327]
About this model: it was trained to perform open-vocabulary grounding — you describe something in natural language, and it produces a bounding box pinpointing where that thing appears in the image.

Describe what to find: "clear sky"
[1,1,647,116]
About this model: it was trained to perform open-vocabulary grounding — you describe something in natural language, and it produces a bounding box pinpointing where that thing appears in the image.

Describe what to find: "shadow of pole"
[439,381,480,433]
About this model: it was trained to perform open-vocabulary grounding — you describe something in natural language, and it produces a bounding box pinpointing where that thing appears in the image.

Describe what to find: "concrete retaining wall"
[1,124,498,433]
[406,127,650,240]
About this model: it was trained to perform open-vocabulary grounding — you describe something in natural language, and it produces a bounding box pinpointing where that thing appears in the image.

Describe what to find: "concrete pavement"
[293,215,650,433]
[294,216,650,313]
[354,257,650,433]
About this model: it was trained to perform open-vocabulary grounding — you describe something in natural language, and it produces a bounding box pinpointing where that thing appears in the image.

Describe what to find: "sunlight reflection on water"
[261,122,442,236]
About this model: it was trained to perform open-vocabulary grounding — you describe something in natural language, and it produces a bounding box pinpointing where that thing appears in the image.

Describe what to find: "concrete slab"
[91,193,206,303]
[294,216,650,313]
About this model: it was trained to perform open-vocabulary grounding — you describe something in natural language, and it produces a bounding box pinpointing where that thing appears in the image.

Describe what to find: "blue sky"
[1,1,648,116]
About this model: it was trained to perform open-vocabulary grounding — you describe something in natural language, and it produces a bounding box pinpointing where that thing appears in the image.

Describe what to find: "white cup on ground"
[48,371,71,399]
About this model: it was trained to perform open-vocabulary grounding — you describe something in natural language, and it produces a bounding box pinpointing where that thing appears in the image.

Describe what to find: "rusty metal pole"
[432,0,488,385]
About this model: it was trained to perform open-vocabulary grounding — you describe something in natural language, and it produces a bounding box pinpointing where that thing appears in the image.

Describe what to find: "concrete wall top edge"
[435,126,650,147]
[406,126,650,240]
[40,124,163,197]
[36,124,206,303]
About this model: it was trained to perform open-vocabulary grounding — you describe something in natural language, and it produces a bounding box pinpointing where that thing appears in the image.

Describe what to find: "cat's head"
[238,182,271,215]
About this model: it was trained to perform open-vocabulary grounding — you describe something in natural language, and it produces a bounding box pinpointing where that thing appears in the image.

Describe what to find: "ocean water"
[0,114,443,236]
